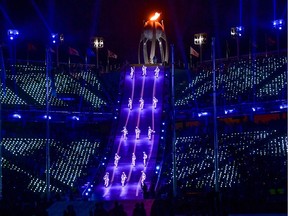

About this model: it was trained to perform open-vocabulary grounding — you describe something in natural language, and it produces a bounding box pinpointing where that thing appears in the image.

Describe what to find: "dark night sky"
[0,0,287,63]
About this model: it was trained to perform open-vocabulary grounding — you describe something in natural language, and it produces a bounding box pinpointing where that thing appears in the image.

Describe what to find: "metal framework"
[138,13,169,64]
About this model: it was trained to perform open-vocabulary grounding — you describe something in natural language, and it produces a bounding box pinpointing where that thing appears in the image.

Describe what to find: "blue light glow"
[198,112,208,117]
[72,116,79,121]
[43,115,51,120]
[12,114,21,119]
[224,109,234,114]
[273,19,284,30]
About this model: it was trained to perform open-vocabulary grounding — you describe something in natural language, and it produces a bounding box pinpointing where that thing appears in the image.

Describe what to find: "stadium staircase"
[93,65,165,201]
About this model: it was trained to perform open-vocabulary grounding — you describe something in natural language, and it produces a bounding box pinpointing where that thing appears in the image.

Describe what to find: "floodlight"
[51,33,64,44]
[7,29,19,40]
[91,37,104,48]
[198,112,208,117]
[71,116,79,121]
[51,33,58,44]
[59,34,64,42]
[12,113,21,119]
[91,37,104,68]
[231,26,244,37]
[273,19,284,30]
[43,115,51,120]
[224,109,234,114]
[194,33,207,45]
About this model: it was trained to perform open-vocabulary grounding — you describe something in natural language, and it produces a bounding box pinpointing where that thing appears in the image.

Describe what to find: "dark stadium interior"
[0,0,287,215]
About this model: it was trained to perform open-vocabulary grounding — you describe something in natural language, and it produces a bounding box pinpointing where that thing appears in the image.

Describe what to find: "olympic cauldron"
[138,12,169,64]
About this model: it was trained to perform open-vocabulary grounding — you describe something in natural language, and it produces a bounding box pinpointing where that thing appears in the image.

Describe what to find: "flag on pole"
[190,46,199,58]
[68,47,80,56]
[108,50,117,59]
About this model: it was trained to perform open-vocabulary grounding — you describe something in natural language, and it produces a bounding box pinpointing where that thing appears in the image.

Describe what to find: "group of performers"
[121,126,155,140]
[113,151,148,169]
[103,151,148,187]
[130,66,160,79]
[127,96,158,110]
[103,170,146,188]
[103,171,128,188]
[103,65,161,188]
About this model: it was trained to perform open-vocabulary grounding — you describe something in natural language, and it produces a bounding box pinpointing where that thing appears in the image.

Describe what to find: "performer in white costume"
[128,98,132,110]
[130,66,135,79]
[143,151,148,167]
[103,172,109,188]
[139,98,144,110]
[121,126,128,140]
[153,97,158,109]
[132,152,136,167]
[140,171,146,186]
[114,153,121,168]
[148,126,155,140]
[142,65,147,76]
[154,66,160,78]
[121,172,127,187]
[135,127,141,139]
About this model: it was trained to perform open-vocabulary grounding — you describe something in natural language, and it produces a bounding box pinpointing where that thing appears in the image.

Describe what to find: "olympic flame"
[150,12,160,21]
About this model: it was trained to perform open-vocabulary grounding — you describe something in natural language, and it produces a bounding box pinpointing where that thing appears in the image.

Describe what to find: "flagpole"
[27,49,29,65]
[68,55,70,73]
[45,48,51,201]
[96,47,99,69]
[56,45,59,67]
[107,51,109,72]
[171,44,177,198]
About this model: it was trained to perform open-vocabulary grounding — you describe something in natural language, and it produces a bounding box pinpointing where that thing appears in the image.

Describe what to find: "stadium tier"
[0,53,286,214]
[2,136,103,194]
[169,126,287,191]
[2,64,110,112]
[175,54,287,108]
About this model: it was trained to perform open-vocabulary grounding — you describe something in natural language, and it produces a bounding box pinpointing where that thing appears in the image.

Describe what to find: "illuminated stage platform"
[93,65,165,201]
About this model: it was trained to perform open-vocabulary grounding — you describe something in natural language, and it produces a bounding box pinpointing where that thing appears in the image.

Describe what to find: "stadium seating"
[175,55,287,107]
[167,122,287,193]
[2,137,102,194]
[3,64,109,111]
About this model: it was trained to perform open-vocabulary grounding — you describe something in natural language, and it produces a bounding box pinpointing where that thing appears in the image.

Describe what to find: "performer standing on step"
[130,66,135,79]
[153,96,158,109]
[135,126,141,139]
[139,98,144,110]
[132,152,136,167]
[148,126,155,140]
[121,172,127,187]
[142,65,147,76]
[154,66,160,78]
[103,172,109,187]
[114,153,121,168]
[140,171,146,186]
[128,98,132,110]
[143,151,148,167]
[121,126,128,140]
